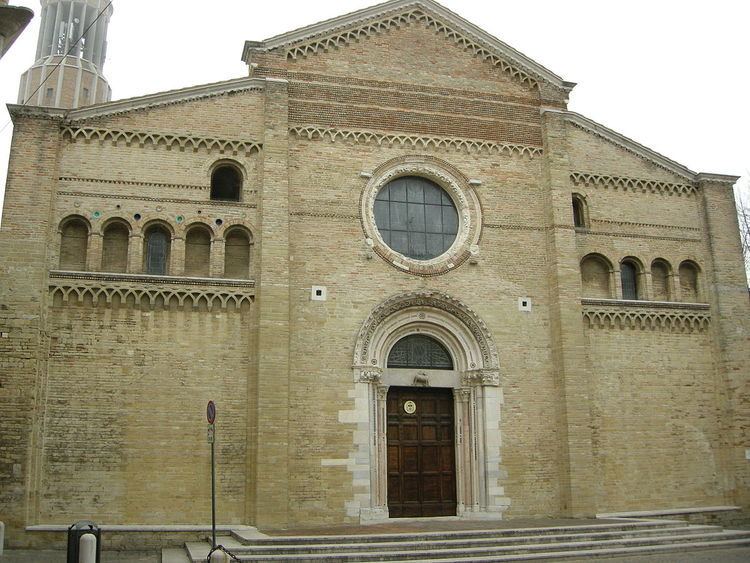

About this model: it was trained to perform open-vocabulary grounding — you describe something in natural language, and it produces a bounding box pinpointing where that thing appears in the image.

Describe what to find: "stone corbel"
[461,369,500,387]
[354,366,383,384]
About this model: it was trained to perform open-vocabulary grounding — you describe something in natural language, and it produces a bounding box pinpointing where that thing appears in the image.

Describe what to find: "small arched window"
[651,260,671,301]
[387,334,453,370]
[101,221,129,273]
[224,227,252,279]
[143,225,171,275]
[580,254,611,298]
[572,194,587,228]
[184,225,212,277]
[210,164,242,201]
[59,217,89,270]
[679,261,700,302]
[620,260,640,300]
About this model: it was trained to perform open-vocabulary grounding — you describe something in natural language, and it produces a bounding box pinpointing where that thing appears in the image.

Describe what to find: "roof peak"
[242,0,574,93]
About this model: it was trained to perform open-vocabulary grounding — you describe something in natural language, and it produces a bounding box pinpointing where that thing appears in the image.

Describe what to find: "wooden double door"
[387,386,457,517]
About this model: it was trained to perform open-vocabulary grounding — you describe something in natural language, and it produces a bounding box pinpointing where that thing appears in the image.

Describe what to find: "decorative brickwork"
[582,299,711,332]
[283,8,539,88]
[290,126,542,156]
[49,271,254,311]
[571,172,698,197]
[62,126,263,156]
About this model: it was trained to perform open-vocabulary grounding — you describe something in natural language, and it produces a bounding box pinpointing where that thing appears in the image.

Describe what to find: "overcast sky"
[1,0,748,221]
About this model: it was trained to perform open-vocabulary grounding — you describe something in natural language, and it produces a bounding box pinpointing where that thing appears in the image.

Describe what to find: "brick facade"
[0,0,748,550]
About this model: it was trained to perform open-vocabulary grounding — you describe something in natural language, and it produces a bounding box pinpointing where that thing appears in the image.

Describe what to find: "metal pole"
[211,438,216,550]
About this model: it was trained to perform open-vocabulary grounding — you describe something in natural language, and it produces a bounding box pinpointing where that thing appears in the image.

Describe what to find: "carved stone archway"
[352,291,510,521]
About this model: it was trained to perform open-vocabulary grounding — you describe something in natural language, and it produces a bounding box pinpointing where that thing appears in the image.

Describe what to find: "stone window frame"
[572,192,589,229]
[209,159,246,203]
[360,156,482,276]
[57,214,91,271]
[619,256,645,300]
[580,252,615,299]
[678,260,703,303]
[649,258,674,302]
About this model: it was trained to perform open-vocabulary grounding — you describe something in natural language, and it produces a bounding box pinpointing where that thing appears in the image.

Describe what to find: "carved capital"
[462,369,500,387]
[376,385,389,401]
[454,388,472,401]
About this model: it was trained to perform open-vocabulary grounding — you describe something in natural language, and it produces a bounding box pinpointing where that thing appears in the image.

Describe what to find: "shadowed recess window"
[101,222,129,273]
[374,176,458,260]
[184,226,211,277]
[572,195,586,228]
[620,261,639,300]
[387,334,453,370]
[580,255,611,298]
[679,262,700,302]
[224,228,252,279]
[651,260,671,301]
[59,218,88,270]
[210,165,242,201]
[144,226,170,275]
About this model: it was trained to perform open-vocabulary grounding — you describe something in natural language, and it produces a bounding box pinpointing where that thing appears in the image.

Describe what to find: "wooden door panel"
[387,386,457,517]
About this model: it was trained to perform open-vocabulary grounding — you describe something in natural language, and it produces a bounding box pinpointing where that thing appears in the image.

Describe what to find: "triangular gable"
[243,0,575,93]
[554,109,698,182]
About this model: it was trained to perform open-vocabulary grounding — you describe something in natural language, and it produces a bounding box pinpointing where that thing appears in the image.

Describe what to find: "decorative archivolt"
[285,8,539,88]
[353,290,499,371]
[290,126,542,157]
[582,307,710,332]
[61,127,263,156]
[49,279,254,312]
[571,172,698,197]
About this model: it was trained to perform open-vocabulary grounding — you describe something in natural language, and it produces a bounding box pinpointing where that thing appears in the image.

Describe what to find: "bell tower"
[18,0,113,109]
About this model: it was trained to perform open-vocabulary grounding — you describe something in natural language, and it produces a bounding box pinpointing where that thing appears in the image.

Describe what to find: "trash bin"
[67,520,101,563]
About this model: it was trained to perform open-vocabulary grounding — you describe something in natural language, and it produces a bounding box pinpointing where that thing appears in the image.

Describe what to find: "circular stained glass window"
[373,176,459,261]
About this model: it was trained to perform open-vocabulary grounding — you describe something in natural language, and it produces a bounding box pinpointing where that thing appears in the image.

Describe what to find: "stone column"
[454,388,472,515]
[539,109,597,517]
[253,78,291,528]
[375,385,389,513]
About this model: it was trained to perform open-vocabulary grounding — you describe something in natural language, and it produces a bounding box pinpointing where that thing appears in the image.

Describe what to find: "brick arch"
[57,213,92,233]
[180,219,217,238]
[217,220,256,241]
[97,215,134,236]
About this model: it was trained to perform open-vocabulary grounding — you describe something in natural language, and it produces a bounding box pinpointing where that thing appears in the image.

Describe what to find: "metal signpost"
[207,400,216,551]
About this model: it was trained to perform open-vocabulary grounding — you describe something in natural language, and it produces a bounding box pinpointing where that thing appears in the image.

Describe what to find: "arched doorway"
[352,291,509,521]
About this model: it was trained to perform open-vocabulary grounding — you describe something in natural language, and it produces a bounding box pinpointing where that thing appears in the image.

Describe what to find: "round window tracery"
[360,156,483,276]
[374,176,458,261]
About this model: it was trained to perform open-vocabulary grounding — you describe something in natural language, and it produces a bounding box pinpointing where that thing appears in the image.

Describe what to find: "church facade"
[1,0,748,549]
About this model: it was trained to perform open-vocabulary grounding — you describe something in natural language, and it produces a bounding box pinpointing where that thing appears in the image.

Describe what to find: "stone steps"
[182,521,750,562]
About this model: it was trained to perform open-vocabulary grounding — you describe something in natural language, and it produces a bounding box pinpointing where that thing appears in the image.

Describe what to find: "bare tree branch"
[735,180,750,284]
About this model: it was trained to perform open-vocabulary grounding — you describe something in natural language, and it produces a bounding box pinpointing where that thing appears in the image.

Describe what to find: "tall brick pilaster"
[698,175,750,513]
[253,78,291,528]
[540,109,597,516]
[0,109,64,542]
